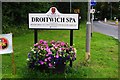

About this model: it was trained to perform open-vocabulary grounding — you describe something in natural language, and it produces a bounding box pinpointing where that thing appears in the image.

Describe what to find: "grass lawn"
[2,22,119,79]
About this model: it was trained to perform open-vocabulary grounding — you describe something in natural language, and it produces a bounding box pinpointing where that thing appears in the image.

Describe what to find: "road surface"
[93,21,119,40]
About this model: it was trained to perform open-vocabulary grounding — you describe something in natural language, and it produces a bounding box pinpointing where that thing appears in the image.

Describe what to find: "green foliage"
[2,2,52,33]
[72,2,87,21]
[94,2,120,20]
[55,2,87,21]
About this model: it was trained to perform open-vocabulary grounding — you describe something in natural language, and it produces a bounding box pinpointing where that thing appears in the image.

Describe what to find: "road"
[93,21,119,40]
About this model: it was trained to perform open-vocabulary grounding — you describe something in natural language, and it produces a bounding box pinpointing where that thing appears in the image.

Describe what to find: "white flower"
[74,48,77,53]
[26,58,30,61]
[59,48,62,52]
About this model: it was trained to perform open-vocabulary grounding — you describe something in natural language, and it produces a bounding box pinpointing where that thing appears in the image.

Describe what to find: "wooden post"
[12,36,16,75]
[12,52,16,75]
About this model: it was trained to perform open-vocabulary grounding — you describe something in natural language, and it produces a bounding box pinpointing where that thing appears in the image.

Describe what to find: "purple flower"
[28,53,31,58]
[72,57,76,61]
[39,61,44,65]
[28,40,77,69]
[67,55,70,59]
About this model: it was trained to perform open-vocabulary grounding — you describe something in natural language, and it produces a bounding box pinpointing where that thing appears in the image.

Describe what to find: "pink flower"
[34,43,38,46]
[45,44,48,47]
[48,57,51,60]
[38,46,41,49]
[46,47,50,52]
[43,41,47,44]
[57,44,60,47]
[44,59,47,62]
[62,48,65,50]
[46,47,52,54]
[46,54,49,57]
[54,46,58,49]
[74,53,76,58]
[50,40,55,44]
[66,48,69,51]
[58,48,62,52]
[39,40,44,44]
[61,42,65,46]
[49,63,52,67]
[56,53,59,58]
[48,52,52,54]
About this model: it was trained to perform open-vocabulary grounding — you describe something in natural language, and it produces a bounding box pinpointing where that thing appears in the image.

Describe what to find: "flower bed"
[27,40,76,73]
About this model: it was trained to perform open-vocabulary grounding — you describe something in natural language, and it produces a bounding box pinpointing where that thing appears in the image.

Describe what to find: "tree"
[54,2,87,21]
[2,2,52,26]
[94,2,120,20]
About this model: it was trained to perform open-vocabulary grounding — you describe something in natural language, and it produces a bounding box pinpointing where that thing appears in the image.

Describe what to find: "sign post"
[12,45,16,75]
[90,7,95,37]
[90,0,96,37]
[90,0,96,7]
[86,0,91,61]
[29,7,79,67]
[34,30,38,44]
[0,33,16,75]
[70,0,73,67]
[85,0,96,61]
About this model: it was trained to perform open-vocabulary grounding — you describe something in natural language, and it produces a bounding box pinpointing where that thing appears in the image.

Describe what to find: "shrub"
[27,40,76,70]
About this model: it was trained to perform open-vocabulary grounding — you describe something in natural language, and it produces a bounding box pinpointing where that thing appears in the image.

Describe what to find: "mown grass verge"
[2,22,118,79]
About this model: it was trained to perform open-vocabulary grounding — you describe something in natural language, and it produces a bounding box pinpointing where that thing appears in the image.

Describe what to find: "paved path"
[93,21,119,40]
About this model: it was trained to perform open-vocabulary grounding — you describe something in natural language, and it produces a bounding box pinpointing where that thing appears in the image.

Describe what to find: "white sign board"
[29,7,79,29]
[90,9,95,13]
[0,33,13,54]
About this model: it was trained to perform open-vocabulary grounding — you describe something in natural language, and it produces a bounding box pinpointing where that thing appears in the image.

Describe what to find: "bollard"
[104,18,107,23]
[115,19,118,25]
